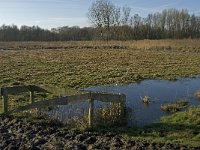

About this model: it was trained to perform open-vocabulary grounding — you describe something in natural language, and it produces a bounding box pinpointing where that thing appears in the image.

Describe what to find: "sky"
[0,0,200,29]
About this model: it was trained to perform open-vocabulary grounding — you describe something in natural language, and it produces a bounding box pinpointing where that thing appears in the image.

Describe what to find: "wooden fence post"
[88,92,94,128]
[29,85,34,103]
[120,94,126,124]
[1,88,8,113]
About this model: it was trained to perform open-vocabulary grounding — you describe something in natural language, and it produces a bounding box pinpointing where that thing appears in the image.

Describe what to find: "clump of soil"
[0,115,196,150]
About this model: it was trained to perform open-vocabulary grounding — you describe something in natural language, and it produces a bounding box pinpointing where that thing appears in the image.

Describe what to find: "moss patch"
[161,99,189,113]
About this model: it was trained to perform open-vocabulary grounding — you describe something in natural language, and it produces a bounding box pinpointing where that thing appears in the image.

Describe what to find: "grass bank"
[94,106,200,147]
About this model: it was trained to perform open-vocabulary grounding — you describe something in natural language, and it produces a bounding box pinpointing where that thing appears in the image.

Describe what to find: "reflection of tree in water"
[42,102,89,124]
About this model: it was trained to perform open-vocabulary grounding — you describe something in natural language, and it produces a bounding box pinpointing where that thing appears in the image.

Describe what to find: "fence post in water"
[120,94,126,123]
[29,85,34,103]
[88,92,94,128]
[1,88,8,113]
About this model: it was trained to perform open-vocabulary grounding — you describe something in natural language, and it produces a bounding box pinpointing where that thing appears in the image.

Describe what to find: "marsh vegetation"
[195,91,200,100]
[140,96,151,104]
[1,40,200,147]
[160,99,189,113]
[1,40,200,89]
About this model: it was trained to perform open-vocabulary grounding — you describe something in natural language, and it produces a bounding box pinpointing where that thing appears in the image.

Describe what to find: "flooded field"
[46,78,200,126]
[86,78,200,126]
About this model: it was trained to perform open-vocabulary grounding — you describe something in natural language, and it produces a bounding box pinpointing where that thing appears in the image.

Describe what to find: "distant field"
[1,39,200,51]
[1,39,200,89]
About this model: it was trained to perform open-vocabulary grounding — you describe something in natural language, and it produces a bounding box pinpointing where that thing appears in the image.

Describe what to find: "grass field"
[1,39,200,147]
[1,39,200,89]
[95,106,200,147]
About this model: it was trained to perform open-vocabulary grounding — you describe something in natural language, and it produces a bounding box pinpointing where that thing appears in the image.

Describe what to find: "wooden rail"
[0,85,126,128]
[0,85,50,113]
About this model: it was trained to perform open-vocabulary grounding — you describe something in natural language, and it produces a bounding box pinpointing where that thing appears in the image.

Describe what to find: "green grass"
[0,104,2,113]
[195,91,200,100]
[0,85,84,114]
[161,99,189,113]
[93,106,200,147]
[1,40,200,147]
[15,106,200,147]
[1,40,200,89]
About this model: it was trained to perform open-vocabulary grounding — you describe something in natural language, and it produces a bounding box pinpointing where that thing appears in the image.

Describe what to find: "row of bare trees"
[0,25,57,41]
[88,0,200,40]
[0,0,199,41]
[0,24,96,41]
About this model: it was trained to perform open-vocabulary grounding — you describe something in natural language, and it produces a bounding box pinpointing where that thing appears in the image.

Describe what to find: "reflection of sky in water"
[86,78,200,126]
[44,102,89,124]
[45,78,200,127]
[44,100,113,124]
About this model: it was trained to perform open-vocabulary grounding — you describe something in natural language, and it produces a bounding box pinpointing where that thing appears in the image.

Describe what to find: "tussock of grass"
[140,96,151,104]
[160,106,200,125]
[161,99,189,113]
[195,91,200,100]
[94,103,126,127]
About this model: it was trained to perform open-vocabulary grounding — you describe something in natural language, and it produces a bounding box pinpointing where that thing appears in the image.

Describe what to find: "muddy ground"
[0,116,199,150]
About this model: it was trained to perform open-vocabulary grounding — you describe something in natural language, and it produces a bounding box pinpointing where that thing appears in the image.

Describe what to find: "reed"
[93,103,126,127]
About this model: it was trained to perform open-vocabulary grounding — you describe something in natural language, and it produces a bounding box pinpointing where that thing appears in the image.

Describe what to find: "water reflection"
[85,78,200,126]
[43,100,128,127]
[42,78,200,127]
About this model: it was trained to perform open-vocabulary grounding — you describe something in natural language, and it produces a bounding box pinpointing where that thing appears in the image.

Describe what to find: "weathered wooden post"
[29,85,34,103]
[88,92,94,128]
[120,94,126,124]
[1,88,8,113]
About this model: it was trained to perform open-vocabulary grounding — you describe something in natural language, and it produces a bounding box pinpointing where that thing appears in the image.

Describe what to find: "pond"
[45,78,200,127]
[85,77,200,126]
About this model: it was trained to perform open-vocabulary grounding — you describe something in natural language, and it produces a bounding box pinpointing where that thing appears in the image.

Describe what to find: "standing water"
[85,78,200,126]
[46,78,200,126]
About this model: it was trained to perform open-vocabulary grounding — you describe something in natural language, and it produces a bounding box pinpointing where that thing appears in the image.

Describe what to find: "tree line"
[0,25,94,41]
[0,0,200,41]
[87,0,200,40]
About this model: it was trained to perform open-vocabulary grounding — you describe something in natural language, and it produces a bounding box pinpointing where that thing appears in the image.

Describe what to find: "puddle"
[85,78,200,126]
[44,78,200,126]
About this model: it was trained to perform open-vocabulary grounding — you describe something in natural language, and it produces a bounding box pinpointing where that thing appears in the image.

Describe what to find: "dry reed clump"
[1,39,200,51]
[93,103,126,127]
[140,96,151,104]
[57,103,127,129]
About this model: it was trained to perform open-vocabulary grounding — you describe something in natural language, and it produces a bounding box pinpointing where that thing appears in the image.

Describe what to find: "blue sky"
[0,0,200,29]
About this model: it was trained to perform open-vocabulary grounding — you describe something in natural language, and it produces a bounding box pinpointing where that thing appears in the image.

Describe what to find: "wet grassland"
[1,39,200,148]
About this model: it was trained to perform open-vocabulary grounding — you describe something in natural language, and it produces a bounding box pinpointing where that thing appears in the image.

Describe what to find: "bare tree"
[121,6,131,26]
[114,7,121,26]
[87,0,116,40]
